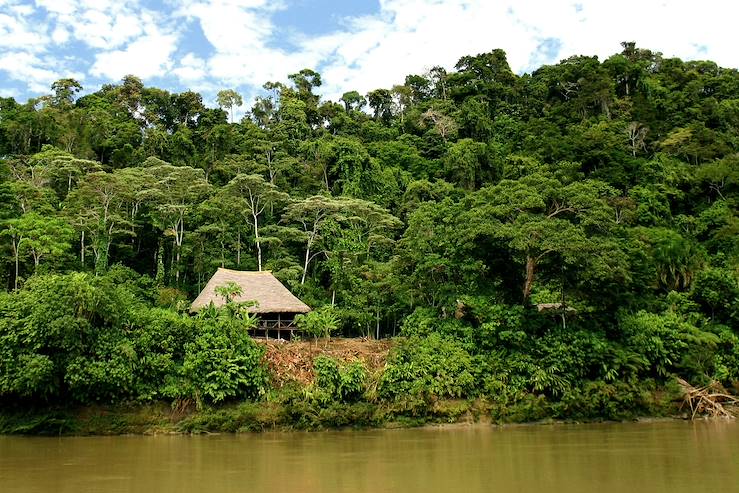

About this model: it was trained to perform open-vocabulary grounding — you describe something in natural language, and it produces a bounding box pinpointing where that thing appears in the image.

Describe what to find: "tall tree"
[216,89,243,124]
[142,164,211,285]
[65,171,134,273]
[1,213,73,288]
[223,174,289,271]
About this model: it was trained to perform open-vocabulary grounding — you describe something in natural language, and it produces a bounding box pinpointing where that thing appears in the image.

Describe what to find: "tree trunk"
[80,230,85,266]
[253,213,262,271]
[236,231,241,266]
[13,240,19,291]
[156,245,165,285]
[174,215,184,285]
[301,243,311,285]
[175,246,181,285]
[560,275,566,329]
[168,241,174,284]
[522,255,536,304]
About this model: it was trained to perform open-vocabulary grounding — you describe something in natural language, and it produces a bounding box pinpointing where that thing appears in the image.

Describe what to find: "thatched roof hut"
[190,268,310,314]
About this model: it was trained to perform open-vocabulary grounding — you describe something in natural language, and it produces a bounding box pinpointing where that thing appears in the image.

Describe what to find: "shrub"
[620,310,719,380]
[0,273,133,402]
[691,267,739,324]
[378,333,475,400]
[179,317,269,407]
[128,307,195,401]
[295,307,340,344]
[309,356,367,404]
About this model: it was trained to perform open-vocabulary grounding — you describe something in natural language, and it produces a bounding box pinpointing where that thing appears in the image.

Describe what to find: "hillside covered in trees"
[0,42,737,426]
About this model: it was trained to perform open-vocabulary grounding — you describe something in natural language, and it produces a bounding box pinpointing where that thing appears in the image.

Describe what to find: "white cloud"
[0,86,19,98]
[0,52,62,93]
[91,27,179,80]
[175,0,313,86]
[184,0,273,53]
[51,26,70,44]
[171,0,739,103]
[3,0,739,103]
[0,11,48,51]
[33,0,76,16]
[172,52,207,82]
[303,0,739,99]
[508,0,739,69]
[35,0,155,50]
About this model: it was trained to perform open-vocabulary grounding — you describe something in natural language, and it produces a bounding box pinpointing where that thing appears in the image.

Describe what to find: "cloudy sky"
[1,0,737,106]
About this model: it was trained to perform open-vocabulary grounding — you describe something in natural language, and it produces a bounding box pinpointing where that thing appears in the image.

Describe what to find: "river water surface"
[1,420,737,493]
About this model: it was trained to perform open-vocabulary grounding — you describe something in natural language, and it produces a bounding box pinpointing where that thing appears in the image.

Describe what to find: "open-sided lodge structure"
[190,268,311,339]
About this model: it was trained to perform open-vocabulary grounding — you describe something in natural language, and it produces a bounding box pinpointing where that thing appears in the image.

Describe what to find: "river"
[1,420,737,492]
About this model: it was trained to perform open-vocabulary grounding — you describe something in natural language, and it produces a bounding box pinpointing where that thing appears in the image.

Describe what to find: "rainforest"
[0,42,737,433]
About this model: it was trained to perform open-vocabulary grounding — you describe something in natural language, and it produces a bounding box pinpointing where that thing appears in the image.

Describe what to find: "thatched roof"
[190,268,311,314]
[536,302,577,313]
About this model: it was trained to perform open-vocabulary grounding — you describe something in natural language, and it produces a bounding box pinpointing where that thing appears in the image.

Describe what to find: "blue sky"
[1,0,737,109]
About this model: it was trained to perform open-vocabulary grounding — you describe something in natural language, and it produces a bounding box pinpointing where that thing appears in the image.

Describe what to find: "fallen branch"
[677,378,739,420]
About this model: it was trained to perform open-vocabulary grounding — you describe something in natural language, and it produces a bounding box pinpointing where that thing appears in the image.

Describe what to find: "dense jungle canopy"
[0,42,737,413]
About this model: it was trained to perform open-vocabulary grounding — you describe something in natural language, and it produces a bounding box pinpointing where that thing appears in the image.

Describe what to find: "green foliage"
[308,356,367,404]
[710,326,739,386]
[620,309,719,379]
[0,272,268,407]
[2,44,739,423]
[179,317,268,407]
[214,281,243,303]
[295,307,340,342]
[156,287,189,310]
[691,267,739,323]
[379,334,475,400]
[0,272,139,401]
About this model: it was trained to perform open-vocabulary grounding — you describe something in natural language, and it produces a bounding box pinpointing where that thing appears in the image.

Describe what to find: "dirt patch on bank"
[259,337,393,387]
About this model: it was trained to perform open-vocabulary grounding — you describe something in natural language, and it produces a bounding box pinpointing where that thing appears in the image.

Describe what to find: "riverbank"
[0,390,693,436]
[3,337,737,436]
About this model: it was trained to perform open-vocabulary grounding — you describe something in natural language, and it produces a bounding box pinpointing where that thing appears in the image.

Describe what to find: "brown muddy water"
[1,420,737,493]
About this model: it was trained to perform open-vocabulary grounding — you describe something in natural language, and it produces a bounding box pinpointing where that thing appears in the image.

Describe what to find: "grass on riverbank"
[0,387,687,436]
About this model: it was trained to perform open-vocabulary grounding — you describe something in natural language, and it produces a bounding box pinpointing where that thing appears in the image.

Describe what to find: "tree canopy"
[1,43,738,415]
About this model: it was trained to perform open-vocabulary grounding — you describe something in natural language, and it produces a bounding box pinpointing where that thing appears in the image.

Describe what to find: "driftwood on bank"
[678,378,739,419]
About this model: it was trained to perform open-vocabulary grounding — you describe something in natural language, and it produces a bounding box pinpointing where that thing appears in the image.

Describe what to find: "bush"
[378,334,475,400]
[0,272,135,402]
[295,307,340,343]
[0,271,269,407]
[128,307,195,401]
[710,325,739,386]
[308,356,367,404]
[691,267,739,324]
[178,317,269,407]
[620,310,719,380]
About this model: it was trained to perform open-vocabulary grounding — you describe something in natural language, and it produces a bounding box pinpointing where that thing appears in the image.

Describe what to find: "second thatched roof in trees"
[190,268,311,314]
